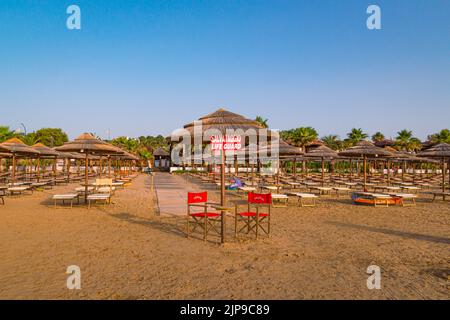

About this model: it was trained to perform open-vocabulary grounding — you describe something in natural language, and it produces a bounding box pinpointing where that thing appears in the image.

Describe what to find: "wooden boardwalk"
[153,172,202,216]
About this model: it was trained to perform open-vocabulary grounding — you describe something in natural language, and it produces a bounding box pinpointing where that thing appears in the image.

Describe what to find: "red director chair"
[187,191,221,241]
[235,192,272,239]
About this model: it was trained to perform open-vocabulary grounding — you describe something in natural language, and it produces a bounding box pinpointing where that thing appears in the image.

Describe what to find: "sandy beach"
[0,173,448,300]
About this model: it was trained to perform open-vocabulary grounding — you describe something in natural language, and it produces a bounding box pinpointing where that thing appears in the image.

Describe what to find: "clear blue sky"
[1,0,449,140]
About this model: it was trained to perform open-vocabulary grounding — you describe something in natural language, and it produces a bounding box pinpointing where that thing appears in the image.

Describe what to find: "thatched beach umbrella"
[339,141,392,191]
[179,108,266,208]
[304,145,338,186]
[418,143,450,193]
[56,133,122,202]
[258,139,304,185]
[174,108,272,244]
[0,138,40,184]
[31,143,59,182]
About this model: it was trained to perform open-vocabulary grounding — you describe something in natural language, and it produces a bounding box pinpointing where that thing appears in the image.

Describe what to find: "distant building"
[153,148,170,170]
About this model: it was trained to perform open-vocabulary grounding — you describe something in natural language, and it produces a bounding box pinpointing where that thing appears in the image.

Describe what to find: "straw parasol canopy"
[339,141,393,158]
[418,143,450,193]
[55,133,121,154]
[304,145,338,159]
[339,141,393,191]
[256,139,304,160]
[304,145,338,186]
[182,108,265,136]
[0,138,40,184]
[32,143,59,158]
[56,133,122,202]
[0,138,41,156]
[417,143,450,158]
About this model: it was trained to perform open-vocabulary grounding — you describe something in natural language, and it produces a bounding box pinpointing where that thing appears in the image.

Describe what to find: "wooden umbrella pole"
[448,158,450,192]
[108,156,111,178]
[99,158,103,178]
[442,157,446,193]
[387,160,391,185]
[321,157,325,187]
[67,158,71,181]
[402,161,406,182]
[84,153,89,203]
[363,156,367,192]
[276,159,280,186]
[349,158,353,182]
[12,153,16,184]
[221,149,225,206]
[293,158,297,181]
[53,158,57,182]
[37,157,41,183]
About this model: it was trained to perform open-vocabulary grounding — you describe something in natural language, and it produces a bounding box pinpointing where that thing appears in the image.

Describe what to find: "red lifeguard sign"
[210,135,242,151]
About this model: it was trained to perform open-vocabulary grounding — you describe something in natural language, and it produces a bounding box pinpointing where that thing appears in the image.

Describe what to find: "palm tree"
[346,128,368,146]
[283,127,318,151]
[0,126,16,143]
[321,134,342,151]
[408,137,423,152]
[428,129,450,144]
[21,133,41,146]
[371,131,385,143]
[255,116,268,128]
[395,129,414,151]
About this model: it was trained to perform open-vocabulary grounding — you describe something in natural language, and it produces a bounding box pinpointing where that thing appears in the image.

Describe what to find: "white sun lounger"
[271,193,289,207]
[8,186,30,196]
[87,193,111,209]
[52,194,80,208]
[286,192,318,207]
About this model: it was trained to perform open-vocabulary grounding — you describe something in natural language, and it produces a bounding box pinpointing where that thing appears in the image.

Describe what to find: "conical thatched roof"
[381,146,412,159]
[182,108,265,136]
[258,140,304,157]
[338,140,393,158]
[55,133,122,154]
[304,145,338,159]
[417,143,450,158]
[32,143,59,157]
[153,147,169,157]
[0,137,40,155]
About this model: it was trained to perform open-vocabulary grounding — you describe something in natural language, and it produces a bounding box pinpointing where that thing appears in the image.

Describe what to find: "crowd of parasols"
[0,133,140,202]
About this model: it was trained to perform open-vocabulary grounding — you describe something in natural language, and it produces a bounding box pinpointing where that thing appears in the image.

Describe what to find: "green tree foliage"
[345,128,368,146]
[21,132,41,146]
[280,127,318,151]
[111,135,169,161]
[255,116,269,128]
[428,129,450,144]
[371,131,385,142]
[33,128,69,147]
[394,129,422,151]
[0,126,16,143]
[321,134,343,150]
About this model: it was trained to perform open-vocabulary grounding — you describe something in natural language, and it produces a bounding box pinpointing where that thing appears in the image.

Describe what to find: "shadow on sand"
[109,212,187,238]
[325,221,450,245]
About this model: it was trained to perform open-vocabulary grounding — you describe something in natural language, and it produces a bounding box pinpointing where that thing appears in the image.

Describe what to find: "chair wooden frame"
[234,192,271,240]
[186,191,221,241]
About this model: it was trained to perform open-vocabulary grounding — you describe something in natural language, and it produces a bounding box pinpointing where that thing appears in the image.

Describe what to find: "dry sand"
[0,174,449,299]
